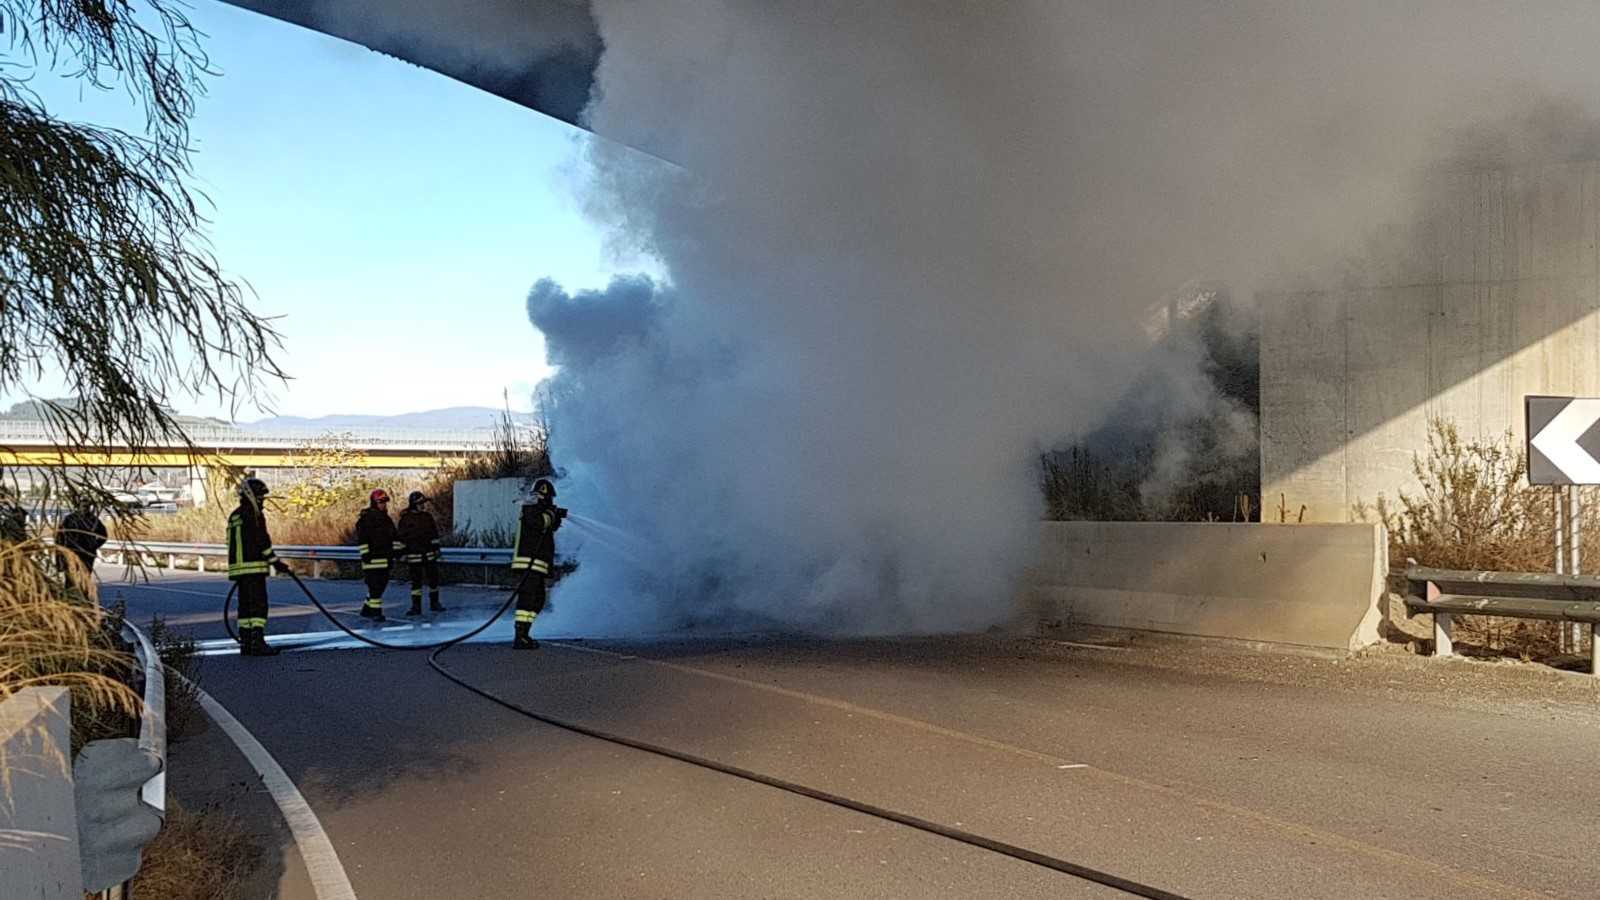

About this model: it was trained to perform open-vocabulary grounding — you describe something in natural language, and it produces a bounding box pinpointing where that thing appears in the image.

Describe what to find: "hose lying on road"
[225,569,1190,900]
[221,565,525,651]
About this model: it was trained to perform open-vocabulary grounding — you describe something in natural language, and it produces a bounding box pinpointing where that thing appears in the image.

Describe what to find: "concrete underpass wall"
[1026,522,1385,651]
[1262,162,1600,523]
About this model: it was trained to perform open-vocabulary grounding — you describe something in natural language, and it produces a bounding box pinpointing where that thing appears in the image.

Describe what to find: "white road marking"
[1043,639,1130,652]
[193,682,358,900]
[108,582,230,599]
[194,619,511,656]
[550,641,637,660]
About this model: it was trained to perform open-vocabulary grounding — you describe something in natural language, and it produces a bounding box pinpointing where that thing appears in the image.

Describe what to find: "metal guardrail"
[120,619,166,816]
[96,619,166,900]
[1403,565,1600,674]
[102,540,513,577]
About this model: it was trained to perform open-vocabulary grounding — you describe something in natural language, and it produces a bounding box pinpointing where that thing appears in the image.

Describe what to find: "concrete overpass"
[218,0,604,135]
[0,419,503,505]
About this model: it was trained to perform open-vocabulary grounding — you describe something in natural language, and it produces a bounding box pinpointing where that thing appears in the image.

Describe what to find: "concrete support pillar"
[187,465,208,509]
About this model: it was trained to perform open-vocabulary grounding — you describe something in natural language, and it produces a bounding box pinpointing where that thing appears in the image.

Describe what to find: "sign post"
[1527,396,1600,652]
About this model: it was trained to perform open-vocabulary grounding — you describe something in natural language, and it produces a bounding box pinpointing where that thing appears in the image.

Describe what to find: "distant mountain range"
[242,406,537,431]
[1,400,536,432]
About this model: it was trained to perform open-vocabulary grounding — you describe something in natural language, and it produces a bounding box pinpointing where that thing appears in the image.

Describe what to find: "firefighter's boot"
[512,621,539,650]
[429,590,445,613]
[406,591,422,617]
[241,628,279,657]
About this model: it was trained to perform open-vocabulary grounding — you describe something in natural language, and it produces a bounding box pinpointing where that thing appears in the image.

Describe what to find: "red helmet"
[370,489,390,505]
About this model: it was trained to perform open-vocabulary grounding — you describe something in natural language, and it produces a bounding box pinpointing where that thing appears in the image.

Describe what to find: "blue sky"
[25,1,624,421]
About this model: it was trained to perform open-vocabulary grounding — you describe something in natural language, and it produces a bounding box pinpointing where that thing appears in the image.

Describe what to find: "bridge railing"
[0,419,526,451]
[101,540,513,578]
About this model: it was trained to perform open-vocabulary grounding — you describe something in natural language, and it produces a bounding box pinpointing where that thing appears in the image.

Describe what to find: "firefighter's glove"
[272,560,291,575]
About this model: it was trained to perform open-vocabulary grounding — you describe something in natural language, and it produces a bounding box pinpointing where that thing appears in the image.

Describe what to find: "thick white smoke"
[526,1,1600,636]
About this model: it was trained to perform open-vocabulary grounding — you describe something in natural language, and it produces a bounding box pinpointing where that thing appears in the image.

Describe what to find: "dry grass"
[0,538,139,758]
[128,799,260,900]
[1362,419,1600,661]
[116,465,519,549]
[118,489,396,546]
[118,503,227,543]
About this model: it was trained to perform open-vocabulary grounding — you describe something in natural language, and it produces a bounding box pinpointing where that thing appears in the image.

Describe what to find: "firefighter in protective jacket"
[355,489,398,621]
[509,478,563,649]
[229,478,289,656]
[55,503,107,579]
[397,490,444,616]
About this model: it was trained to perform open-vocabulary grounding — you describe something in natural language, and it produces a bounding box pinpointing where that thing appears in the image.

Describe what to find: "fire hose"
[219,564,1189,900]
[221,563,522,651]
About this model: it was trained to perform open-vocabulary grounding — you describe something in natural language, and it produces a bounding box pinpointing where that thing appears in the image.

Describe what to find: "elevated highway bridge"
[0,420,503,505]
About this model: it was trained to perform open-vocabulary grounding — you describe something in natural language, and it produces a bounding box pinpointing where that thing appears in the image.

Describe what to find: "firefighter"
[397,490,445,616]
[55,502,107,579]
[355,489,398,622]
[229,478,290,657]
[0,489,27,543]
[509,478,564,650]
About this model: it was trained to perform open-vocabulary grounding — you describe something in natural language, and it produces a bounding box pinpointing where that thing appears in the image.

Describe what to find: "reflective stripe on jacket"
[396,508,442,563]
[355,506,399,571]
[227,502,278,579]
[510,503,558,574]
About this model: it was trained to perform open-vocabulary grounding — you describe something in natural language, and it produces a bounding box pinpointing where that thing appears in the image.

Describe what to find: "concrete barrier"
[74,738,163,892]
[0,687,84,899]
[1026,522,1386,651]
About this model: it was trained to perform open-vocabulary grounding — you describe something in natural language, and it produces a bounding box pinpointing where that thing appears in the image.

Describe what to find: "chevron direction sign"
[1527,396,1600,485]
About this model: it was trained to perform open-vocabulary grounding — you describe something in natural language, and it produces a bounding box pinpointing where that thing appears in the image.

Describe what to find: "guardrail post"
[312,559,322,579]
[196,555,204,573]
[1434,612,1453,657]
[1426,580,1454,657]
[1592,624,1599,677]
[167,553,175,570]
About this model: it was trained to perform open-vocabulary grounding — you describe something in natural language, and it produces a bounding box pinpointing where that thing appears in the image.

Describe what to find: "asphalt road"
[117,568,1600,899]
[97,563,518,646]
